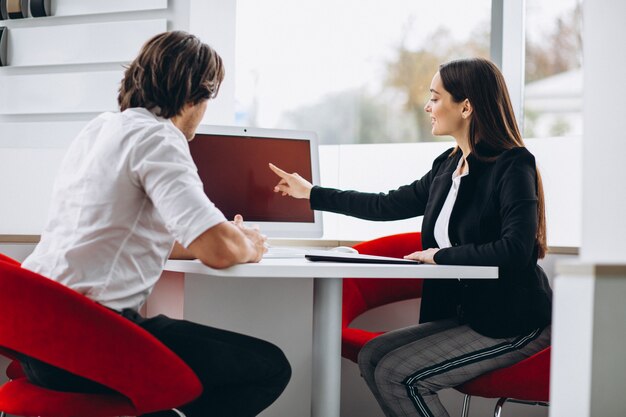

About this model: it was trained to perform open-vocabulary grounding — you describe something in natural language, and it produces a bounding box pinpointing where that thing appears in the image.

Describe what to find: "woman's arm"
[309,183,428,221]
[269,148,453,221]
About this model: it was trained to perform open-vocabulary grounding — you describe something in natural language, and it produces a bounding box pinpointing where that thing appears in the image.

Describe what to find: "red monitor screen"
[189,134,315,222]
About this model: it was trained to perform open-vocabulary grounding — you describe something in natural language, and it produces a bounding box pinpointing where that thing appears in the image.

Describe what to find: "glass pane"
[524,0,583,138]
[236,0,491,144]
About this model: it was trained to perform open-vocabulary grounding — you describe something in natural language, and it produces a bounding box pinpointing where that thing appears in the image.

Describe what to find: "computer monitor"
[189,125,323,238]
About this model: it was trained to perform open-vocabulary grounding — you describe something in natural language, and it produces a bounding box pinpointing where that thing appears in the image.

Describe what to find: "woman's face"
[424,72,467,138]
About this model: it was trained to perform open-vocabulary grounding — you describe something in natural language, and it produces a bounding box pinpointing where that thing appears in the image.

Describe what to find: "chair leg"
[171,409,186,417]
[0,411,5,417]
[494,397,509,417]
[460,394,472,417]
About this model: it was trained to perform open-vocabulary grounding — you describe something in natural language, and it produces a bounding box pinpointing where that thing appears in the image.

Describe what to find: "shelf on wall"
[1,0,167,21]
[6,18,166,67]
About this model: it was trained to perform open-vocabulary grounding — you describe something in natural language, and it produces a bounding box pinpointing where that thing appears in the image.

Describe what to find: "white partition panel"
[321,137,581,247]
[0,70,122,115]
[8,19,167,67]
[0,148,67,234]
[526,137,582,248]
[330,141,452,240]
[51,0,167,17]
[318,145,340,239]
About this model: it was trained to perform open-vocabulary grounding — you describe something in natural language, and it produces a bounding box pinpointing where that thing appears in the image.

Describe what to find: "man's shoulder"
[104,108,183,144]
[118,108,165,130]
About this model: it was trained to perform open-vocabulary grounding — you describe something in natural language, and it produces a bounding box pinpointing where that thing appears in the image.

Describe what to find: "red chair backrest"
[0,261,202,413]
[341,233,424,361]
[0,253,20,266]
[0,254,22,370]
[343,232,424,328]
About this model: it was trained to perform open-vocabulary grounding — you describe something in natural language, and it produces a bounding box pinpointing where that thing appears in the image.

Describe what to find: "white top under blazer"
[23,108,226,311]
[434,156,469,250]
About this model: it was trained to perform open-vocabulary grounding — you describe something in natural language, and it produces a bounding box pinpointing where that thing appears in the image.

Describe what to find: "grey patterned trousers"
[358,318,551,417]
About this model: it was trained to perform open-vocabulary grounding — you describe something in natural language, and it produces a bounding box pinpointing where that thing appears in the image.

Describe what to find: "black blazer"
[310,146,552,338]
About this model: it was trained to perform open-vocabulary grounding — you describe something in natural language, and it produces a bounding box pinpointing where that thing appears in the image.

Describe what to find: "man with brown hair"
[21,31,291,417]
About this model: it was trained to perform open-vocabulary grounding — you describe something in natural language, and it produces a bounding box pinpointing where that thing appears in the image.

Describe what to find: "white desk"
[164,258,497,417]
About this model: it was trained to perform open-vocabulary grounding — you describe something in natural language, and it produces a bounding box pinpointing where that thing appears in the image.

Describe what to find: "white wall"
[184,274,314,417]
[581,0,626,263]
[549,2,626,417]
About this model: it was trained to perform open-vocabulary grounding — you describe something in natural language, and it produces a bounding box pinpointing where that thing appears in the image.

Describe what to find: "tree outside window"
[236,0,582,144]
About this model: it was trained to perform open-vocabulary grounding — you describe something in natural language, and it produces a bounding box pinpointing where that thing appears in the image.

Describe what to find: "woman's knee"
[357,337,381,377]
[373,353,402,390]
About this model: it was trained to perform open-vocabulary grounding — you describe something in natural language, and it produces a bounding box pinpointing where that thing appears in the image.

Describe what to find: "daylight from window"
[235,0,491,144]
[236,0,582,144]
[524,0,583,138]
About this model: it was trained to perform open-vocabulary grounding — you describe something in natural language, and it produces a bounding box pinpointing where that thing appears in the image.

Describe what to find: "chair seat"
[0,378,138,417]
[456,347,551,402]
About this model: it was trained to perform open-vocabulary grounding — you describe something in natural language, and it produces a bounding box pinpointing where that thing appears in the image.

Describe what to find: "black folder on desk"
[305,251,421,264]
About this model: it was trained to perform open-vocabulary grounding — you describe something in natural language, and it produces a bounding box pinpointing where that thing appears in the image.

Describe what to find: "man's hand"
[233,214,267,262]
[269,163,313,199]
[404,248,440,264]
[187,216,267,269]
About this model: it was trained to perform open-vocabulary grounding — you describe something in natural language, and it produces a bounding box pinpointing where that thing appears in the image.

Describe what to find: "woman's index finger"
[269,163,290,178]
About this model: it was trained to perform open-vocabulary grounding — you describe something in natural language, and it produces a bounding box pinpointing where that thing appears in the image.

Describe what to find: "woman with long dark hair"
[270,57,552,416]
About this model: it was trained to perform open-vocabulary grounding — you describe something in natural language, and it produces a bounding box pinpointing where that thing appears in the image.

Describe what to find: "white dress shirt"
[23,108,226,311]
[434,156,469,249]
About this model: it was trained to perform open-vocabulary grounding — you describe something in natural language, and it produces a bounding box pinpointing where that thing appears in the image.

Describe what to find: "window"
[235,0,491,144]
[524,0,583,138]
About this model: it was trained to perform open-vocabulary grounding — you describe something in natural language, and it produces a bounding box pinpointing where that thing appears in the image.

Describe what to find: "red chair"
[0,254,25,383]
[0,258,202,417]
[0,253,19,266]
[341,234,551,417]
[455,347,551,417]
[342,232,423,362]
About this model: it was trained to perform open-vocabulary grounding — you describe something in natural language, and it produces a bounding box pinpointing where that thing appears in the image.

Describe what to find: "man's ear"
[461,99,473,119]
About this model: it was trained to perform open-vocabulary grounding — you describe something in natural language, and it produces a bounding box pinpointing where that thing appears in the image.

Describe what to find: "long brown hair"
[118,31,225,118]
[439,58,547,258]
